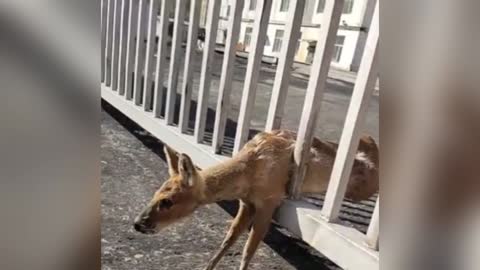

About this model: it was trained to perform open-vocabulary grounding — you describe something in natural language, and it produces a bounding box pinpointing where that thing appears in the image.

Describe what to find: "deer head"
[134,145,204,234]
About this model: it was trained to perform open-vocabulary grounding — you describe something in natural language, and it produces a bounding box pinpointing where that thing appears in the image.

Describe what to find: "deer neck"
[197,157,249,204]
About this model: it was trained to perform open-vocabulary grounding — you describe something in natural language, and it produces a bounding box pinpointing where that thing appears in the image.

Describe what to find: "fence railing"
[101,0,379,269]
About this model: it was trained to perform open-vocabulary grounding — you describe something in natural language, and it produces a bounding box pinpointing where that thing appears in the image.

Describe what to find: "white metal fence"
[101,0,379,269]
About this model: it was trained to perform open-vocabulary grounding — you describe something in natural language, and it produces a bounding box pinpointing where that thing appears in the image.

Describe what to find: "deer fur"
[134,130,379,270]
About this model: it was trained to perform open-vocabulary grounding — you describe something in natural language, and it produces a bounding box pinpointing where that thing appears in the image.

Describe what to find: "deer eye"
[158,199,173,210]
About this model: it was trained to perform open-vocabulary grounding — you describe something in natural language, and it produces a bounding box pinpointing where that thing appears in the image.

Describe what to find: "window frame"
[332,35,345,63]
[342,0,354,14]
[316,0,325,14]
[249,0,256,11]
[316,0,354,14]
[244,27,253,48]
[226,5,231,17]
[272,29,285,53]
[280,0,290,12]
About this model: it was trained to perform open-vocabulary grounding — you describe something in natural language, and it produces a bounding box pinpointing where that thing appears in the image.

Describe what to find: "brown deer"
[134,130,379,270]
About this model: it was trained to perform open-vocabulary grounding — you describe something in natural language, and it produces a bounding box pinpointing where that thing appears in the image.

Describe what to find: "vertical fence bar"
[101,0,108,83]
[133,0,149,105]
[321,1,379,219]
[366,196,380,250]
[142,0,160,111]
[178,0,202,132]
[125,0,139,99]
[105,0,115,86]
[233,0,274,154]
[289,0,345,198]
[193,0,221,142]
[117,0,130,95]
[211,0,245,153]
[111,0,122,91]
[165,0,187,124]
[265,0,305,131]
[153,0,174,117]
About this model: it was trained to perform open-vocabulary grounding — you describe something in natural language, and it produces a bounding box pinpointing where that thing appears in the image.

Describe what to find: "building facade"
[216,0,376,71]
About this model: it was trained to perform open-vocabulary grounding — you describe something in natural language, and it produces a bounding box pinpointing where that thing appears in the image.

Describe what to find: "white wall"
[296,26,321,63]
[242,0,292,23]
[270,0,290,22]
[312,0,370,27]
[216,0,371,71]
[238,23,288,58]
[294,26,361,70]
[239,22,255,52]
[330,29,360,70]
[242,0,257,20]
[267,24,288,57]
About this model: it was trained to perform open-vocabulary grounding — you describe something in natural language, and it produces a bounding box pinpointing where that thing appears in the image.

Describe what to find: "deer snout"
[133,217,155,234]
[133,215,145,231]
[133,221,143,232]
[133,209,156,234]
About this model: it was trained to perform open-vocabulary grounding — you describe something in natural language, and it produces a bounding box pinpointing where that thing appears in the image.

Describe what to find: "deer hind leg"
[204,200,254,270]
[239,201,279,270]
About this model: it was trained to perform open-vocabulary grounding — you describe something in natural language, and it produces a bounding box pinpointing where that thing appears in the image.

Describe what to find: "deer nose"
[134,222,144,232]
[133,215,144,231]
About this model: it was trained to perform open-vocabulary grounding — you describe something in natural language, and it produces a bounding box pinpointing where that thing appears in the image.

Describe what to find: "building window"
[317,0,353,14]
[332,35,345,62]
[316,0,325,13]
[343,0,354,14]
[244,27,253,48]
[280,0,289,12]
[226,5,231,17]
[272,29,284,52]
[249,0,256,10]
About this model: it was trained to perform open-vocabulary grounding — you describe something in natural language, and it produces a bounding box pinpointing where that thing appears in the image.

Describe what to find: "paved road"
[101,105,341,270]
[153,47,378,144]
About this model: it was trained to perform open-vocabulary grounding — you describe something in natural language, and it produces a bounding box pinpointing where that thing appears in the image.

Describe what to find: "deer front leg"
[239,201,279,270]
[204,200,254,270]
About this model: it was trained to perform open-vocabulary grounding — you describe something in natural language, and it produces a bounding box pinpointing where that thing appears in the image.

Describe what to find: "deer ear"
[178,153,197,186]
[164,145,179,176]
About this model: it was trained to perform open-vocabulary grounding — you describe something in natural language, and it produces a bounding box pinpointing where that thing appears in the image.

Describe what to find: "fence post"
[321,0,379,220]
[133,0,149,105]
[104,0,115,86]
[101,0,108,83]
[265,0,305,131]
[366,196,380,250]
[117,0,130,95]
[211,0,245,153]
[111,0,122,91]
[124,0,139,100]
[179,0,202,133]
[290,0,346,198]
[233,0,274,154]
[153,0,174,118]
[142,0,160,111]
[194,0,221,143]
[165,0,188,124]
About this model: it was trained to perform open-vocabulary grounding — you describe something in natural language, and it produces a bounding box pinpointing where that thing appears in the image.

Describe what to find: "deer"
[133,130,379,270]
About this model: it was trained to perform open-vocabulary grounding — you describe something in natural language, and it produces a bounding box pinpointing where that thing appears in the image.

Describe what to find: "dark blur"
[381,0,480,269]
[0,1,100,270]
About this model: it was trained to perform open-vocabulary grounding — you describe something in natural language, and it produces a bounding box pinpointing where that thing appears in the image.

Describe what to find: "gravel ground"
[101,105,341,270]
